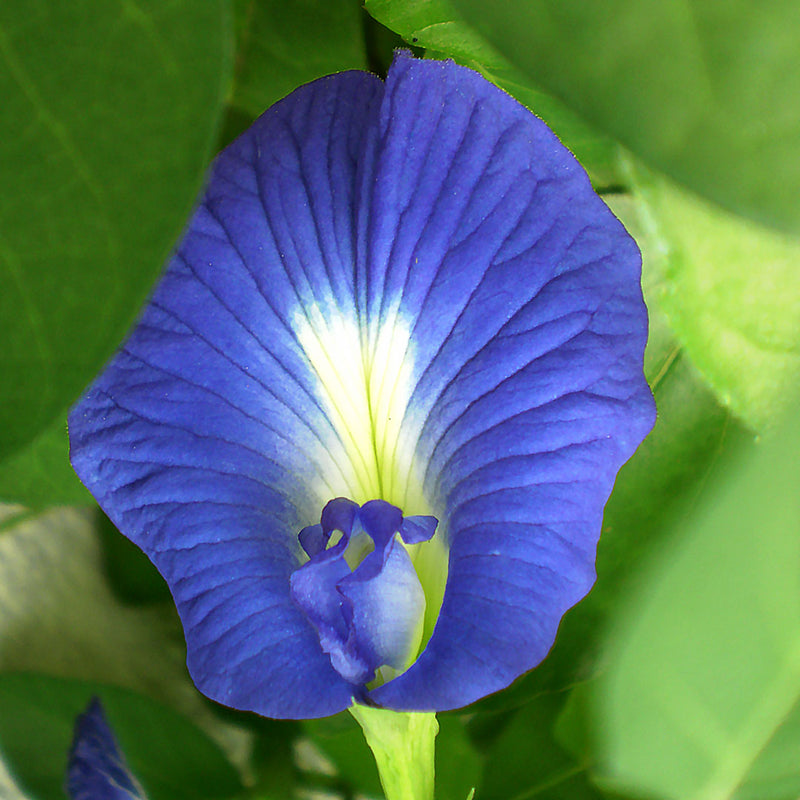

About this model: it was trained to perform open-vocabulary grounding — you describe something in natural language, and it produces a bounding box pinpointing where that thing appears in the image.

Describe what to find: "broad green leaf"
[0,416,90,507]
[230,0,367,119]
[0,673,242,800]
[363,0,622,186]
[0,506,251,772]
[449,0,800,235]
[0,2,233,461]
[631,166,800,432]
[478,692,599,800]
[590,404,800,800]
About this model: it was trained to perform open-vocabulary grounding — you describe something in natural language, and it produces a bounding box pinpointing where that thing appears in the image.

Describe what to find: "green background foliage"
[450,0,800,236]
[0,674,242,800]
[590,409,800,800]
[0,1,233,463]
[1,2,798,799]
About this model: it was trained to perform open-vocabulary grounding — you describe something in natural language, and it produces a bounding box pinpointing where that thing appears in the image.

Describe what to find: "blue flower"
[66,698,147,800]
[69,53,655,719]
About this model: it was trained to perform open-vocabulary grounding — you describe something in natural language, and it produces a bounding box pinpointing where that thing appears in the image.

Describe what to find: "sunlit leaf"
[363,0,621,186]
[590,405,800,799]
[449,0,800,235]
[631,166,800,432]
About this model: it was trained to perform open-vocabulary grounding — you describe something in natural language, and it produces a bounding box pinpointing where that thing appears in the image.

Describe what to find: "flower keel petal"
[340,534,427,676]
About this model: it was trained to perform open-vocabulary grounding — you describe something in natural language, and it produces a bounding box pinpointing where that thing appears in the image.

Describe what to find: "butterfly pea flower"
[69,52,655,720]
[66,698,147,800]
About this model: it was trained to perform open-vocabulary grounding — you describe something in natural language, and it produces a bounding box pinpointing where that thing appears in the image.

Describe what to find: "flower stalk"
[349,704,438,800]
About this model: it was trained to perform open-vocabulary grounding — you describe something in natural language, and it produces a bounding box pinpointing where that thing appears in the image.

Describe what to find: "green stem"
[349,704,438,800]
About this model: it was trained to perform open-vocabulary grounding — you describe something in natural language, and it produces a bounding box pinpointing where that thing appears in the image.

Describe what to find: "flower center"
[289,498,438,687]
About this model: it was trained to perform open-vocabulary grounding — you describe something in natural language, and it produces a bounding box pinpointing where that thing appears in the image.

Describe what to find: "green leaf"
[363,0,622,187]
[0,416,90,507]
[449,0,800,235]
[364,0,501,63]
[0,673,242,800]
[478,692,600,800]
[590,404,800,799]
[630,165,800,432]
[230,0,368,119]
[0,2,234,461]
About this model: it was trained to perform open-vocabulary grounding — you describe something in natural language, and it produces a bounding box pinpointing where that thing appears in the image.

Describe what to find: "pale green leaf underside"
[633,167,800,431]
[0,506,251,773]
[593,407,800,800]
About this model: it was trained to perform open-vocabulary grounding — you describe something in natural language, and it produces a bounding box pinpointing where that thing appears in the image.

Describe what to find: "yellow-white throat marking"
[294,303,422,509]
[294,302,449,654]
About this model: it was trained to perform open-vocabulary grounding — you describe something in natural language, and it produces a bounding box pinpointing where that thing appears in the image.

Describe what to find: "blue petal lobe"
[320,497,359,537]
[357,499,403,550]
[66,698,146,800]
[364,55,655,710]
[69,70,385,719]
[399,515,438,545]
[298,523,325,558]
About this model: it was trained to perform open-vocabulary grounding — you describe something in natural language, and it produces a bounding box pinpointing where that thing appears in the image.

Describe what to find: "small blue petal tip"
[69,52,655,718]
[66,698,147,800]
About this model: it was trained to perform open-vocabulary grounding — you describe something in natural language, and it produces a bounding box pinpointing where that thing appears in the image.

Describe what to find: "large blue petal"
[70,53,654,717]
[366,56,654,710]
[70,70,385,719]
